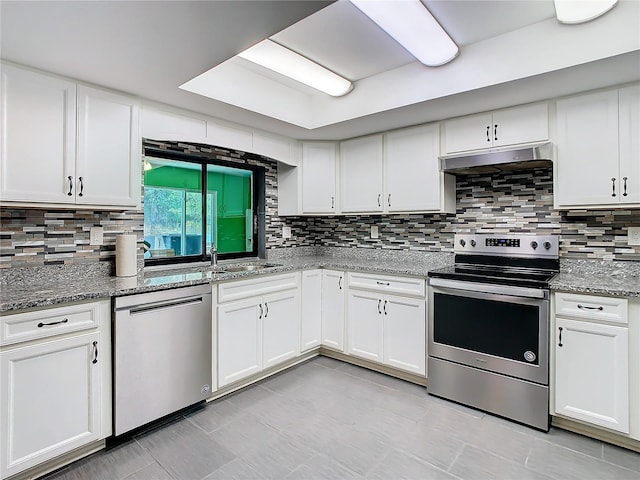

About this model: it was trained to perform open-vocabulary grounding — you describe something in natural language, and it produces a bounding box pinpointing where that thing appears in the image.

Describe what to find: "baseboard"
[551,416,640,453]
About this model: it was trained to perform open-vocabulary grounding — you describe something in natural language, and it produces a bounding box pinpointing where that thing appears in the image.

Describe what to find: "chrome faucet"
[210,244,218,269]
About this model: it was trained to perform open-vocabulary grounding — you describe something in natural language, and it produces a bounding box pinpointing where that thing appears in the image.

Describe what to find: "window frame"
[143,146,265,267]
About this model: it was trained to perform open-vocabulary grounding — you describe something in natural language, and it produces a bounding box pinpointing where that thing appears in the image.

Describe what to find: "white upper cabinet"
[1,64,77,204]
[340,135,384,213]
[385,124,453,213]
[77,86,140,207]
[1,64,141,209]
[302,142,338,214]
[555,85,639,208]
[443,102,549,154]
[142,106,207,142]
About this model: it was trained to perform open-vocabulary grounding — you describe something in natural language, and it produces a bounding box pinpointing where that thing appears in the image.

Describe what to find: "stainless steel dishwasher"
[113,284,212,436]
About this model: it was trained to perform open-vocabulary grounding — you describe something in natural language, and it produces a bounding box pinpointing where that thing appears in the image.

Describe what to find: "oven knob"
[459,239,466,247]
[530,241,538,250]
[543,241,552,250]
[470,239,476,247]
[524,351,537,362]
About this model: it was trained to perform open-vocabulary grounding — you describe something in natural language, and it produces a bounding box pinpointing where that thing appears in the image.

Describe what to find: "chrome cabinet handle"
[622,177,628,197]
[486,126,490,142]
[611,177,616,197]
[338,276,342,290]
[387,194,391,208]
[92,341,98,364]
[578,304,603,311]
[494,124,498,141]
[377,194,381,208]
[78,177,84,197]
[558,327,563,347]
[38,318,69,328]
[377,299,382,314]
[264,302,269,318]
[383,300,388,315]
[259,303,263,319]
[67,176,73,196]
[376,281,390,286]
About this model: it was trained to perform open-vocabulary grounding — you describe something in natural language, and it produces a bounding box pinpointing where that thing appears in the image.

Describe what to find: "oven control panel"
[454,234,559,258]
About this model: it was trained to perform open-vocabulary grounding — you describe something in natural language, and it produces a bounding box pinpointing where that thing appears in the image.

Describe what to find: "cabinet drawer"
[218,272,299,303]
[347,272,425,298]
[1,300,107,346]
[555,292,628,325]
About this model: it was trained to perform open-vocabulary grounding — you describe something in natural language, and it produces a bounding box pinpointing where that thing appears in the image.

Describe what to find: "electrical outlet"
[629,226,640,246]
[90,226,103,246]
[371,225,379,239]
[282,225,292,239]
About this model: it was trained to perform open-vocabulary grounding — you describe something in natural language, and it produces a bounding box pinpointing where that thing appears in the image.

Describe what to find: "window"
[143,150,263,265]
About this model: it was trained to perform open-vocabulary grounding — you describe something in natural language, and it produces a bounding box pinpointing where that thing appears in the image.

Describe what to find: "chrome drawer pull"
[577,304,603,311]
[37,318,69,328]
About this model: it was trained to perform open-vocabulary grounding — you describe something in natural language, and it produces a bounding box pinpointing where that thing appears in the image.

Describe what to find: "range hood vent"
[440,142,553,175]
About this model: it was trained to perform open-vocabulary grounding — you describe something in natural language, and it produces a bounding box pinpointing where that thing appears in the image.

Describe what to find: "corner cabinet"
[442,102,549,154]
[1,63,141,209]
[0,300,112,479]
[553,292,629,434]
[555,85,640,208]
[300,269,322,352]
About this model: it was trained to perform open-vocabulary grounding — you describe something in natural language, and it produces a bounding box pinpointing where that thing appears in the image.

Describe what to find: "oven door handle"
[428,277,548,299]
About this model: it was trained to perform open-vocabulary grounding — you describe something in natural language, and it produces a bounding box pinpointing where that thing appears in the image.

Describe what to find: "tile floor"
[46,356,640,480]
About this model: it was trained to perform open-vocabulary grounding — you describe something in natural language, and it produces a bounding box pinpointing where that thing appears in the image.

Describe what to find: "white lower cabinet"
[554,293,630,434]
[321,270,346,351]
[0,300,111,479]
[217,274,300,388]
[346,272,426,376]
[300,270,322,352]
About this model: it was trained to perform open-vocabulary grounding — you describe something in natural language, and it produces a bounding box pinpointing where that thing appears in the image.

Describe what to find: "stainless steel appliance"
[113,285,212,436]
[427,234,559,431]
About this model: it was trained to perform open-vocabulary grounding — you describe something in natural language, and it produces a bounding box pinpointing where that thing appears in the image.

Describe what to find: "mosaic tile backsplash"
[1,144,638,271]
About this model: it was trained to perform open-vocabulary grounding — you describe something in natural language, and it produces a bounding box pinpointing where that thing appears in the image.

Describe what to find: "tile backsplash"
[1,143,638,271]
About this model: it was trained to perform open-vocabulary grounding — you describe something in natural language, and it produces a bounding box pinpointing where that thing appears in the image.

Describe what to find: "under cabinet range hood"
[440,142,553,174]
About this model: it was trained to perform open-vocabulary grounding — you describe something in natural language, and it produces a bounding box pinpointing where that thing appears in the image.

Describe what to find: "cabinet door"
[556,90,620,206]
[347,291,383,363]
[77,85,141,208]
[302,142,337,213]
[262,290,300,369]
[383,295,426,375]
[385,124,441,212]
[301,270,322,352]
[619,85,640,204]
[1,64,76,204]
[217,298,262,388]
[492,103,548,148]
[1,332,101,478]
[340,135,383,212]
[555,317,629,433]
[321,270,345,351]
[443,113,492,153]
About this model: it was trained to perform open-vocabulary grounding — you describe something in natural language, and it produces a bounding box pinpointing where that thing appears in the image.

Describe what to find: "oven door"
[428,278,549,385]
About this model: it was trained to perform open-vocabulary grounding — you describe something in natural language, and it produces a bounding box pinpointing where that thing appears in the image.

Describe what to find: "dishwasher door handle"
[129,296,204,315]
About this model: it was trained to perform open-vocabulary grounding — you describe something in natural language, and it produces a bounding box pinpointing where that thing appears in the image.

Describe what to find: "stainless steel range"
[427,233,559,431]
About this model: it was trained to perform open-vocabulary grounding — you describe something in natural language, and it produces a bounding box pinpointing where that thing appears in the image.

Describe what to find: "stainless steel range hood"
[440,142,553,174]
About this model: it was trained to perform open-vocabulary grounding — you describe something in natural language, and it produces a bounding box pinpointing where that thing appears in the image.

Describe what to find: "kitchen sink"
[219,263,281,273]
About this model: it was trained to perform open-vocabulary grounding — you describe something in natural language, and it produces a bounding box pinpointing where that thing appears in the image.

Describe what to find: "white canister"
[116,234,138,277]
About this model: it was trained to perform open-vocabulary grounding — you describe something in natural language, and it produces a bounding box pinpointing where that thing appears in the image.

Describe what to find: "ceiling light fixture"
[237,39,353,97]
[554,0,618,24]
[349,0,458,67]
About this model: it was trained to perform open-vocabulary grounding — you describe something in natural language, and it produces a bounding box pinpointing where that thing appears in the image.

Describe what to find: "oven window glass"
[433,292,540,364]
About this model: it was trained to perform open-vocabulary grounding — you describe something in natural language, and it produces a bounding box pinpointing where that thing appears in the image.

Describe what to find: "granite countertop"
[0,252,454,313]
[2,251,638,313]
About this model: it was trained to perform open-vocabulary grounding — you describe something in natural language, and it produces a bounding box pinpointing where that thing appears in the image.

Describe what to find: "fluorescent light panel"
[554,0,618,24]
[237,39,353,97]
[349,0,458,67]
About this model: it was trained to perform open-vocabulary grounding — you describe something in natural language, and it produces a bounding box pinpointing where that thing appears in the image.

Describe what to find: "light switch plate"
[90,226,104,246]
[282,226,292,239]
[371,225,379,239]
[629,226,640,246]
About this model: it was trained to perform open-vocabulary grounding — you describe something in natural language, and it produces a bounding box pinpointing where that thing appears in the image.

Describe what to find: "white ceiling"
[2,0,639,141]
